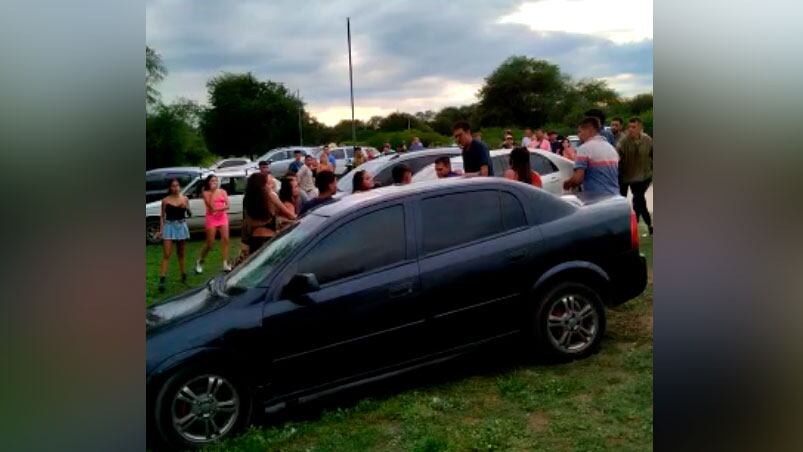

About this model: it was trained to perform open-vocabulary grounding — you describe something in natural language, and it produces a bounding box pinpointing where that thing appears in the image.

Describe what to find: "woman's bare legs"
[196,227,217,273]
[176,240,186,281]
[220,225,230,270]
[160,239,173,277]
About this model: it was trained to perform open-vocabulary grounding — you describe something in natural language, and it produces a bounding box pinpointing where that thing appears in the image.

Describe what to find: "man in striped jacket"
[563,117,620,196]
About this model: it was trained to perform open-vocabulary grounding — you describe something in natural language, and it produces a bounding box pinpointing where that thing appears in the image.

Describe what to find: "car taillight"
[630,210,639,250]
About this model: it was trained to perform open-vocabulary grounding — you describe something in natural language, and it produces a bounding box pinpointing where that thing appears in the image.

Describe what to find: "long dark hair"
[203,174,217,191]
[509,147,531,184]
[279,176,295,203]
[166,178,181,196]
[243,172,270,220]
[352,170,368,192]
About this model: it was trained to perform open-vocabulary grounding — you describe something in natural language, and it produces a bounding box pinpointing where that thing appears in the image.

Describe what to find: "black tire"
[153,365,253,450]
[530,281,606,360]
[147,218,161,245]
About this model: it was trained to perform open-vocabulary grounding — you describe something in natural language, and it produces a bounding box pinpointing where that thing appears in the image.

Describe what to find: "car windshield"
[337,157,390,192]
[224,215,326,291]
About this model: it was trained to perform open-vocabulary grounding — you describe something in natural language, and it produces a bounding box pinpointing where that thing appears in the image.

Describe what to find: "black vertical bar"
[347,17,356,144]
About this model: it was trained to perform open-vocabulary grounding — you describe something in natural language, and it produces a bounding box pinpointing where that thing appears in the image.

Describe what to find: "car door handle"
[508,252,526,262]
[389,282,413,298]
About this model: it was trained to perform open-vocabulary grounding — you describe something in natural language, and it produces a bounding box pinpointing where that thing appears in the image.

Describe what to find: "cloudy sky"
[147,0,652,126]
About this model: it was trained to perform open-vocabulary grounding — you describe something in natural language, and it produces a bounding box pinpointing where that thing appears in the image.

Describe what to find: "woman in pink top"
[561,138,577,161]
[195,175,232,273]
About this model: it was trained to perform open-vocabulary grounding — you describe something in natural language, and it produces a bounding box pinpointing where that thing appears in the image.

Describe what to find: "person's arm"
[203,191,216,212]
[219,190,230,211]
[268,190,297,220]
[563,168,585,190]
[564,150,589,190]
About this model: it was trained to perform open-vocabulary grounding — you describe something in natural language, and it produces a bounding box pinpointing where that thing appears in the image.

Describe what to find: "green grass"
[147,227,653,450]
[146,235,242,305]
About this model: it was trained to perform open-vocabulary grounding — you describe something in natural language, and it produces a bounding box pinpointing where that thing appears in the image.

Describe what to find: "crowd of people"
[154,113,652,290]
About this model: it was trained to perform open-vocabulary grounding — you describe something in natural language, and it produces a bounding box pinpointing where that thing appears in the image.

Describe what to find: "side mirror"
[282,273,320,305]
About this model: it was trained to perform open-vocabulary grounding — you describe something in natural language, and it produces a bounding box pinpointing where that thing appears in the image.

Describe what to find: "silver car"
[254,147,319,178]
[337,148,463,195]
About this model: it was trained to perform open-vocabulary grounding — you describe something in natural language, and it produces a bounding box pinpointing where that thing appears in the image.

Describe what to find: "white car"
[145,169,280,244]
[208,157,253,171]
[254,147,320,178]
[412,148,576,196]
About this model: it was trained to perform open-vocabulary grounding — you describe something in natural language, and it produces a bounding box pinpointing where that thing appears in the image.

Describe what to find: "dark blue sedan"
[146,177,647,449]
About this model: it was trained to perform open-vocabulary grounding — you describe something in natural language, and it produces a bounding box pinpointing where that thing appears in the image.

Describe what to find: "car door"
[264,202,427,392]
[416,189,540,351]
[184,178,207,230]
[530,153,562,194]
[219,176,246,228]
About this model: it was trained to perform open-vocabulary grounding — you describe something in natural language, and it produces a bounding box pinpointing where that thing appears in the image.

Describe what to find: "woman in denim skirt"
[157,178,191,292]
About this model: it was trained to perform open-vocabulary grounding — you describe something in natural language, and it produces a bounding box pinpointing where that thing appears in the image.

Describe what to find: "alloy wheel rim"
[546,294,598,353]
[171,374,240,443]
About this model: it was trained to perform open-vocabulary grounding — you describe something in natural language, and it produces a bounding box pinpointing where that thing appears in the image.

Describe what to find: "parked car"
[146,177,647,449]
[208,158,253,171]
[336,148,462,195]
[145,169,252,244]
[254,147,320,178]
[146,167,206,203]
[412,148,576,196]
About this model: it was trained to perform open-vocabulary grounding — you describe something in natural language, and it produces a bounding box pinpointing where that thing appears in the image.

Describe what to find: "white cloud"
[600,72,653,97]
[498,0,652,44]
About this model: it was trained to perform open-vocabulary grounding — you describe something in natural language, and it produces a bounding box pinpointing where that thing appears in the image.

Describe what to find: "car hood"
[147,284,225,332]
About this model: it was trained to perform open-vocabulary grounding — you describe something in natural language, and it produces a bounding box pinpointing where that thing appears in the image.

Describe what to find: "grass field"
[146,227,653,451]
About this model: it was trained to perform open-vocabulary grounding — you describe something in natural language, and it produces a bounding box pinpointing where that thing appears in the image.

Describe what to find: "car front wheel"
[147,218,160,244]
[153,366,252,449]
[533,282,606,360]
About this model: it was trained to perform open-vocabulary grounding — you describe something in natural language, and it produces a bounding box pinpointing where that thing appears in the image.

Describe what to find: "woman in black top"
[242,173,297,254]
[158,178,191,292]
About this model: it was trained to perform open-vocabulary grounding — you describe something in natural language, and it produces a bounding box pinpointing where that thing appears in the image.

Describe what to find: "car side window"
[225,176,246,195]
[408,155,443,174]
[492,155,509,176]
[374,167,394,187]
[333,149,346,159]
[296,205,406,285]
[421,191,502,254]
[501,191,527,230]
[530,154,557,175]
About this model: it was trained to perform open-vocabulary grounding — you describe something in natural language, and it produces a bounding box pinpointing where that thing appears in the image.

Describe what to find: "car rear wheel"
[153,366,252,449]
[147,218,160,244]
[533,282,606,360]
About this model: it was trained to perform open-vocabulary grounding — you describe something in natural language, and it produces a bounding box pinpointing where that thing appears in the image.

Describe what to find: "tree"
[146,46,167,107]
[430,105,479,135]
[201,72,304,159]
[146,103,210,169]
[627,93,653,115]
[378,112,430,132]
[367,115,384,130]
[477,56,569,128]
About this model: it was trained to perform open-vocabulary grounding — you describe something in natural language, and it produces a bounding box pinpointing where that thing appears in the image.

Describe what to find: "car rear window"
[421,191,502,254]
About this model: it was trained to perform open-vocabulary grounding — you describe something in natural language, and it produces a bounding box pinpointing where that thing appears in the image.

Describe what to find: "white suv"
[145,169,249,244]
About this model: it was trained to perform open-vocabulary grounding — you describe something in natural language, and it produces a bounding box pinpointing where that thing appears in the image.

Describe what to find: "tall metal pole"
[347,17,356,144]
[297,89,303,145]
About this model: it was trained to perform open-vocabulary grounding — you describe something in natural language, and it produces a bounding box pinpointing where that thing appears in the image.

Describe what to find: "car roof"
[146,166,205,174]
[371,147,462,163]
[315,177,525,217]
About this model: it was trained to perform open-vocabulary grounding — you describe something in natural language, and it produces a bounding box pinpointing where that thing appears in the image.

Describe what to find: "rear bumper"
[607,250,648,306]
